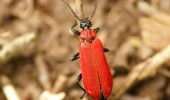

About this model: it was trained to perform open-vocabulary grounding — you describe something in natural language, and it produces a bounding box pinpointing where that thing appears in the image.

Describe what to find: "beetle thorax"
[80,29,96,41]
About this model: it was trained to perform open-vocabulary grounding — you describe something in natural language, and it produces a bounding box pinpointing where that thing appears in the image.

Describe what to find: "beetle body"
[60,0,113,99]
[80,29,113,100]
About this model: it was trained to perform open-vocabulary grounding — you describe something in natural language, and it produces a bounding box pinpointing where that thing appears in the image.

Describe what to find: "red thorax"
[80,29,96,41]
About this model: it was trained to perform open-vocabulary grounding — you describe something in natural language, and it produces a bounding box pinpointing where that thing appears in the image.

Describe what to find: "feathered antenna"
[89,2,97,20]
[61,0,81,21]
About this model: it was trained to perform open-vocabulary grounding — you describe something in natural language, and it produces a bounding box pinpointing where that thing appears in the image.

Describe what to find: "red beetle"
[61,0,113,100]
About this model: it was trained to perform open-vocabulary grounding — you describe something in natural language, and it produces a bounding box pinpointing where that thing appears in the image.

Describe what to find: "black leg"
[76,73,86,99]
[69,52,79,61]
[103,48,109,52]
[94,27,100,33]
[71,22,80,36]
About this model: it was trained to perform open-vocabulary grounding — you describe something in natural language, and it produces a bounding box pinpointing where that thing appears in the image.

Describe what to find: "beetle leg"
[77,73,86,99]
[71,21,80,36]
[103,48,109,52]
[69,52,79,61]
[94,27,100,33]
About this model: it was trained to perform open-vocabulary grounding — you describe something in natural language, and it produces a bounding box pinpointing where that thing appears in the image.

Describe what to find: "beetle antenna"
[61,0,81,21]
[89,2,97,20]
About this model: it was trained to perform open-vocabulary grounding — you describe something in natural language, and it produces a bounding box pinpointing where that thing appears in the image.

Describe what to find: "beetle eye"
[80,19,92,29]
[83,23,86,26]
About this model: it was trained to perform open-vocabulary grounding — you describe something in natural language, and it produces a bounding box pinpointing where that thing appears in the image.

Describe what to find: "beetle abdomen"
[80,38,113,100]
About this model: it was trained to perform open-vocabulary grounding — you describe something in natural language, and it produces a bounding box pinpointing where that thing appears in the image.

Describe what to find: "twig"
[39,91,65,100]
[35,54,50,90]
[52,75,67,93]
[138,1,158,15]
[114,45,170,99]
[0,75,21,100]
[0,33,36,66]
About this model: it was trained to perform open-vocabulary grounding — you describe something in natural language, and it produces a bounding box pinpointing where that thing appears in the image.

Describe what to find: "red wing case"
[80,38,113,100]
[80,39,101,99]
[93,39,113,97]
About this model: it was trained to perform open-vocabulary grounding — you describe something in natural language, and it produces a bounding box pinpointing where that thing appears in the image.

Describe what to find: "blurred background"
[0,0,170,100]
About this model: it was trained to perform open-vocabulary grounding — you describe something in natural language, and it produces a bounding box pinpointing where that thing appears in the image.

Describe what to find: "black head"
[80,18,92,29]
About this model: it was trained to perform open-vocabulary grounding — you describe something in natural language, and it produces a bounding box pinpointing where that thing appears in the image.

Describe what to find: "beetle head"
[80,18,92,29]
